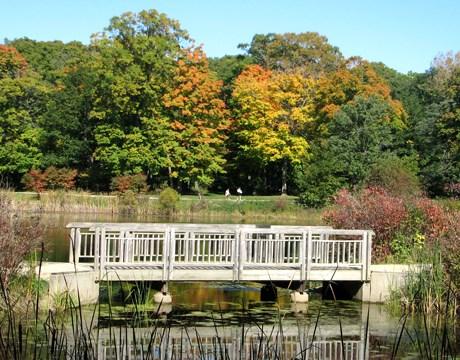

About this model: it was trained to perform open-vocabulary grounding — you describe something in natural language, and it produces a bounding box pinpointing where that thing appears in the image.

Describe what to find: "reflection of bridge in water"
[68,223,373,287]
[96,323,368,360]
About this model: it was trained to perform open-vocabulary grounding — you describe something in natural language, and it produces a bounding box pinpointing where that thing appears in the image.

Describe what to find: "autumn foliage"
[111,173,149,193]
[22,167,78,192]
[324,187,460,285]
[314,58,405,131]
[162,48,229,188]
[323,187,408,260]
[0,45,27,79]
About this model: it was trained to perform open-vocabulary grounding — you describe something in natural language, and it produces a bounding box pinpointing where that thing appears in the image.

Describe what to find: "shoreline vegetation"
[1,189,460,358]
[6,190,324,223]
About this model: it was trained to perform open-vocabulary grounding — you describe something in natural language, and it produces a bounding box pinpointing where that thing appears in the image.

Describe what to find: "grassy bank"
[7,190,323,223]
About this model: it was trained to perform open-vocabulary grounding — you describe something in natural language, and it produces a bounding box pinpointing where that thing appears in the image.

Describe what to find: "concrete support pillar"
[290,281,309,303]
[154,282,172,304]
[290,291,309,303]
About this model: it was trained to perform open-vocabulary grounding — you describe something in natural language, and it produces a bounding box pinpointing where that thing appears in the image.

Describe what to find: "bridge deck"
[67,223,373,282]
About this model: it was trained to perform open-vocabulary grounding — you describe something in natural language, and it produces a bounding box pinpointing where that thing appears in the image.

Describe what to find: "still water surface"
[42,213,457,359]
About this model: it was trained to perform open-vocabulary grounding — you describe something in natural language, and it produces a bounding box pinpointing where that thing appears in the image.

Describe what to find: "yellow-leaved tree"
[232,65,315,193]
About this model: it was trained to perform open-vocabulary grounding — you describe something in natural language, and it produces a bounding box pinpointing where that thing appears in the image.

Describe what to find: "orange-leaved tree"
[313,58,406,135]
[163,47,229,193]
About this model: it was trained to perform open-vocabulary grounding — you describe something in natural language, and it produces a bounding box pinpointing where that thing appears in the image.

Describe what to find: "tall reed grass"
[8,190,321,223]
[388,244,458,316]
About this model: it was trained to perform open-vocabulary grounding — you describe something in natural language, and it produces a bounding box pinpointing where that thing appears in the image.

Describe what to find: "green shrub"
[366,155,421,198]
[295,157,345,208]
[118,190,138,214]
[159,187,180,213]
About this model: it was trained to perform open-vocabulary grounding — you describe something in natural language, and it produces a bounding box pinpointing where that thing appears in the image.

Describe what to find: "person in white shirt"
[236,187,242,201]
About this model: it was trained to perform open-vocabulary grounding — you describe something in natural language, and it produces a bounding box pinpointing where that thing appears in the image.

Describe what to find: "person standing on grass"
[225,188,231,199]
[237,187,242,201]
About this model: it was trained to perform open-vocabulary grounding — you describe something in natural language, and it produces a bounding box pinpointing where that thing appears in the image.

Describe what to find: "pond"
[40,213,458,359]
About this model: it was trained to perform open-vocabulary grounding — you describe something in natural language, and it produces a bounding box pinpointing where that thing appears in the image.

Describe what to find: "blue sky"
[1,0,459,73]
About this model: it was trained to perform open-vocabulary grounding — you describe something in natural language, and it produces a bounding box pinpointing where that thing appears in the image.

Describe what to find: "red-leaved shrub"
[323,186,460,287]
[323,187,408,261]
[21,167,78,192]
[44,167,78,190]
[111,173,148,194]
[21,169,46,192]
[414,198,449,243]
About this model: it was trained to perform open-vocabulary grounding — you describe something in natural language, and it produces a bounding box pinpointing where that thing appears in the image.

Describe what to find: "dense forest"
[1,9,459,205]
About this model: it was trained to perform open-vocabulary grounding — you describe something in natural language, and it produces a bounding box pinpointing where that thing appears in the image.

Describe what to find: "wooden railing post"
[119,230,125,263]
[74,228,81,265]
[69,228,75,264]
[168,228,176,281]
[300,231,307,282]
[306,230,312,280]
[100,227,106,278]
[94,227,100,272]
[238,230,246,281]
[233,227,239,281]
[366,231,373,281]
[162,228,170,282]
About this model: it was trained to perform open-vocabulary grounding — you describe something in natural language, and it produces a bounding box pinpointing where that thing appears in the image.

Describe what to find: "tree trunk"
[281,160,288,194]
[168,166,172,187]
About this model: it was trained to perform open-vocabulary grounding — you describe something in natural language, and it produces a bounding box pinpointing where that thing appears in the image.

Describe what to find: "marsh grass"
[387,244,458,316]
[9,191,322,223]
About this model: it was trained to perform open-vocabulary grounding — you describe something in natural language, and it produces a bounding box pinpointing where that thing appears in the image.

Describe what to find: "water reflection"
[89,283,405,360]
[97,300,369,359]
[52,281,458,359]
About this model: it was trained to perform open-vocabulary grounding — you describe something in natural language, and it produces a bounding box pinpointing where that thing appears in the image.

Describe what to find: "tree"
[312,58,406,137]
[297,96,404,207]
[0,45,27,79]
[232,65,314,193]
[40,57,96,171]
[240,32,343,74]
[89,10,190,184]
[162,48,229,191]
[410,52,460,194]
[209,54,253,99]
[0,46,48,183]
[6,38,88,83]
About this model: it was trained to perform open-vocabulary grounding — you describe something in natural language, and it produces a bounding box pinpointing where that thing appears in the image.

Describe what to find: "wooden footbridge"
[68,223,373,283]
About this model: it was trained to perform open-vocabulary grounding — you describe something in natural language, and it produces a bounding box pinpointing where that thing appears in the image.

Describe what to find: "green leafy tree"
[209,54,253,99]
[89,10,190,183]
[0,46,48,183]
[40,58,96,171]
[7,38,88,83]
[410,52,460,194]
[240,32,343,74]
[297,96,404,207]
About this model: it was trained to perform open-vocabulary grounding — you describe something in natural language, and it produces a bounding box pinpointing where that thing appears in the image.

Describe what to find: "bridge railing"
[67,223,373,281]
